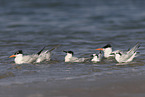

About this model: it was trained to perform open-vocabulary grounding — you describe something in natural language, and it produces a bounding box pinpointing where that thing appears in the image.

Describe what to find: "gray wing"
[127,42,140,55]
[23,54,38,63]
[69,57,79,62]
[71,57,89,62]
[37,51,51,62]
[119,42,140,62]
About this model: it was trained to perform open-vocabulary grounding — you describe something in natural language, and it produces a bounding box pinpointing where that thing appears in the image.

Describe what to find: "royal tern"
[91,51,102,63]
[114,42,140,63]
[9,47,45,64]
[96,44,119,58]
[36,45,60,63]
[63,51,89,62]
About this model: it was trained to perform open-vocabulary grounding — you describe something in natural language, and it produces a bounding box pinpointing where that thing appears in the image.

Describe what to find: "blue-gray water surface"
[0,0,145,89]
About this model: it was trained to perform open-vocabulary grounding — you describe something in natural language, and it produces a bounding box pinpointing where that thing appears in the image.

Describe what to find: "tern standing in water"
[114,42,140,63]
[63,51,89,62]
[9,49,43,64]
[91,51,103,63]
[36,45,60,63]
[95,44,116,58]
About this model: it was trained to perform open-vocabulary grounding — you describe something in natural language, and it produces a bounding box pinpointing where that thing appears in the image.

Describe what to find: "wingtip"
[48,44,61,52]
[136,42,141,48]
[37,46,45,55]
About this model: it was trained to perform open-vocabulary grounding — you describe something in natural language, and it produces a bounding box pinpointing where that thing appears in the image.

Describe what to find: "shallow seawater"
[0,0,145,96]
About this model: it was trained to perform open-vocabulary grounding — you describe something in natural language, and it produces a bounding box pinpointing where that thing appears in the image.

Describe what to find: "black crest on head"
[103,44,112,48]
[14,50,23,55]
[63,51,74,55]
[67,51,74,55]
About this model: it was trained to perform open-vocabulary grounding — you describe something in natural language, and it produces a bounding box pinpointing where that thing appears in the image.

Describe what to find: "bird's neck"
[104,48,112,57]
[15,54,23,64]
[65,53,72,62]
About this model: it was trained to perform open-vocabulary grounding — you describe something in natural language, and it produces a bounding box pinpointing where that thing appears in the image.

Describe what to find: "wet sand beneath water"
[0,75,145,97]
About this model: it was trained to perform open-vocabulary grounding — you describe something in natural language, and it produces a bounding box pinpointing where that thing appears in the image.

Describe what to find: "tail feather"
[127,42,140,54]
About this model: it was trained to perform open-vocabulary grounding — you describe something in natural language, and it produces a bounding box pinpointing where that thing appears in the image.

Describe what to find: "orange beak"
[9,55,16,58]
[95,48,103,50]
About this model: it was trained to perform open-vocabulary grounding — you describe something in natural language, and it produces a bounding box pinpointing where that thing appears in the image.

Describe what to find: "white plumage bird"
[95,44,116,58]
[36,45,60,63]
[63,51,89,62]
[10,45,60,64]
[9,49,42,64]
[114,42,140,63]
[91,51,103,63]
